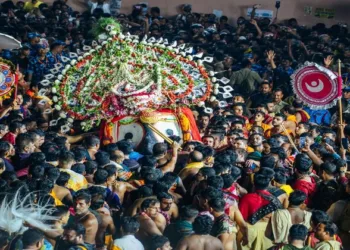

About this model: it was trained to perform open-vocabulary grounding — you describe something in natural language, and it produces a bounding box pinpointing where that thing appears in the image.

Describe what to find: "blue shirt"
[27,56,54,83]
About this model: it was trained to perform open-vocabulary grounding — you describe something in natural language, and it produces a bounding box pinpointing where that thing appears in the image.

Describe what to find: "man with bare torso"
[73,192,99,245]
[135,199,167,246]
[91,198,116,250]
[46,167,73,206]
[176,215,224,250]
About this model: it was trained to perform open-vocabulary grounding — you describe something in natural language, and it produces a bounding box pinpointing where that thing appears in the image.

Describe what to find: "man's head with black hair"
[58,150,75,169]
[28,164,45,180]
[320,162,337,179]
[273,167,288,185]
[95,151,110,167]
[83,135,100,150]
[149,235,171,250]
[71,146,87,163]
[120,216,140,235]
[71,163,86,175]
[93,169,108,185]
[56,172,70,187]
[152,143,168,158]
[180,205,199,221]
[141,198,160,219]
[311,210,330,229]
[45,167,60,182]
[289,224,309,243]
[315,221,337,241]
[207,175,224,189]
[74,192,91,215]
[28,152,46,166]
[196,167,216,181]
[22,228,44,249]
[85,161,98,175]
[16,133,35,154]
[294,154,313,175]
[193,215,213,235]
[116,141,133,156]
[62,223,86,245]
[157,192,173,212]
[199,186,224,210]
[289,190,307,207]
[208,197,226,213]
[254,173,271,190]
[213,163,231,175]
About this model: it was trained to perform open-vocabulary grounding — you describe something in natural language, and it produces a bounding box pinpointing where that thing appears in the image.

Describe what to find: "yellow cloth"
[246,123,272,132]
[178,161,204,176]
[280,184,294,196]
[239,221,273,250]
[60,168,88,191]
[247,146,255,153]
[50,190,63,206]
[24,1,43,12]
[178,112,191,142]
[287,115,297,123]
[110,246,122,250]
[105,235,113,249]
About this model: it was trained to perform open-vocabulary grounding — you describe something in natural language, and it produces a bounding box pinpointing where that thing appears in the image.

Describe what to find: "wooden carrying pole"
[281,124,299,154]
[338,59,343,125]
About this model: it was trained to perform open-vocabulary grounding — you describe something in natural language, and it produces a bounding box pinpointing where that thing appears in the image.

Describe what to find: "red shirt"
[3,132,16,145]
[293,177,317,206]
[238,190,271,221]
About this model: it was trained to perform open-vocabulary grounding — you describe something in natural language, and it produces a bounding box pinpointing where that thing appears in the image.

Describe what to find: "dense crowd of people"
[1,0,350,250]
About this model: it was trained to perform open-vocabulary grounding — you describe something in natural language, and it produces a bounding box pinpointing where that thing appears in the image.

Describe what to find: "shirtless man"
[153,142,180,174]
[209,198,237,250]
[135,199,166,245]
[91,199,116,250]
[178,151,204,188]
[267,190,311,244]
[176,215,224,250]
[47,167,73,206]
[157,192,179,223]
[73,192,99,245]
[129,193,178,222]
[105,165,137,204]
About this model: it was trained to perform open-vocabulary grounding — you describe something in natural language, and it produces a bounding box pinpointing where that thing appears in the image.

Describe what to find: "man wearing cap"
[27,44,49,84]
[25,33,41,57]
[47,40,65,69]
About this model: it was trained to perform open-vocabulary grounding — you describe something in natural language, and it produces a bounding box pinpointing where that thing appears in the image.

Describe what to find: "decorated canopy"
[43,18,216,130]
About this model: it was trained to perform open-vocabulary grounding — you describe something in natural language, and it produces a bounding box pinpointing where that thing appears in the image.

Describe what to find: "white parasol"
[0,33,21,50]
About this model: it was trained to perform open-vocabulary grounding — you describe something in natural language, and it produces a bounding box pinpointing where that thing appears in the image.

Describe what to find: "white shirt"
[88,1,111,14]
[113,235,144,250]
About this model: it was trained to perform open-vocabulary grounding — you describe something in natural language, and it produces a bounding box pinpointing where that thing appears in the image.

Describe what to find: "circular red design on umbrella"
[293,65,338,107]
[0,62,15,97]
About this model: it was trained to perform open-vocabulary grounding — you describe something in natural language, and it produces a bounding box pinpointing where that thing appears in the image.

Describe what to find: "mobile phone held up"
[275,1,281,9]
